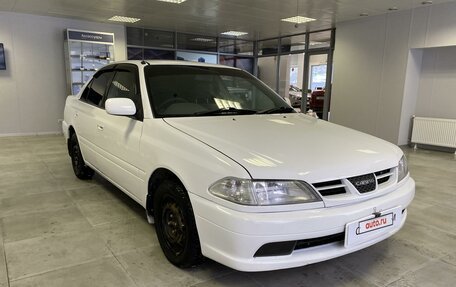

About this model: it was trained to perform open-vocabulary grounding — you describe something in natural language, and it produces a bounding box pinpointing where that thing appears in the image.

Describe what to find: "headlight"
[397,155,409,182]
[209,177,321,206]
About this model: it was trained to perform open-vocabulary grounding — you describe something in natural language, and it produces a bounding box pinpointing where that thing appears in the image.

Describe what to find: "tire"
[69,133,94,180]
[153,180,203,268]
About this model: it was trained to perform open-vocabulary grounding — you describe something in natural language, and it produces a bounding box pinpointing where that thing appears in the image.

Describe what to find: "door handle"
[97,124,104,131]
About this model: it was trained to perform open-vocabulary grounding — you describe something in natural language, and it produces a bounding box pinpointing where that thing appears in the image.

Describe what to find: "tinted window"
[107,71,139,102]
[86,71,114,106]
[79,80,92,102]
[106,69,142,120]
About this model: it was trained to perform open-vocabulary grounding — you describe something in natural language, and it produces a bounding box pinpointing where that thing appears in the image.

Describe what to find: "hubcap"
[161,201,186,256]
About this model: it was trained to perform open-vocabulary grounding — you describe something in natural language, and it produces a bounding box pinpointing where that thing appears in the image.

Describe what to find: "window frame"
[103,63,144,121]
[79,65,115,108]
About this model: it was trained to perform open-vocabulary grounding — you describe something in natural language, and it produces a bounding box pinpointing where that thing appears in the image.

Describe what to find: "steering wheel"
[158,97,188,111]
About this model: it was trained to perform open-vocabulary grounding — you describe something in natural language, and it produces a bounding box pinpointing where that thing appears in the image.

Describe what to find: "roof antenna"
[141,60,150,65]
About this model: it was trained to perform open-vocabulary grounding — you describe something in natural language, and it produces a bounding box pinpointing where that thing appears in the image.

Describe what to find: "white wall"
[258,56,277,92]
[0,12,126,136]
[415,46,456,119]
[332,1,456,144]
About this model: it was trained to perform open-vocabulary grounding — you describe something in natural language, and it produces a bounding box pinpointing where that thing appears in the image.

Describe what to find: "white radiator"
[411,116,456,149]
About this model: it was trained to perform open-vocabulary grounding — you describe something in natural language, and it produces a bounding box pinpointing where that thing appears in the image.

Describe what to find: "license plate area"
[345,206,402,248]
[358,213,394,234]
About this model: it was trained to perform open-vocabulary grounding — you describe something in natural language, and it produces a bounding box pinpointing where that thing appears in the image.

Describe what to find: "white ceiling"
[1,0,455,39]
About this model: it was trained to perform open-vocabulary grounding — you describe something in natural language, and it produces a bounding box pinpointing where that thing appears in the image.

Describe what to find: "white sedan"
[62,60,414,272]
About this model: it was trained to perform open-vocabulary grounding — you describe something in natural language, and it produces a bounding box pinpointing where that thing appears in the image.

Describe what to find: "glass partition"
[144,29,174,49]
[219,38,254,55]
[258,39,279,56]
[219,55,254,74]
[281,34,306,52]
[309,31,331,50]
[177,33,217,52]
[124,27,335,119]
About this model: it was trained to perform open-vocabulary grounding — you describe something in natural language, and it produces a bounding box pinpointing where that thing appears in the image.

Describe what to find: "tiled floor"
[0,135,455,287]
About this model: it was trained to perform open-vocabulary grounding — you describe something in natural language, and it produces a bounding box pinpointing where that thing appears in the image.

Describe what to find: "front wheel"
[153,180,203,268]
[69,133,94,180]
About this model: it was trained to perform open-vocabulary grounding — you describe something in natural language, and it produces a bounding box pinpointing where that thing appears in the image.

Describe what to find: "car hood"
[164,114,403,182]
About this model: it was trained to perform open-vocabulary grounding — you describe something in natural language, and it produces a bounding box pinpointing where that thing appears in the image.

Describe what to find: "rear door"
[74,68,115,167]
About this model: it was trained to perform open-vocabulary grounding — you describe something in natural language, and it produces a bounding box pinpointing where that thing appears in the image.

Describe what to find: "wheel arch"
[146,167,187,217]
[67,126,76,155]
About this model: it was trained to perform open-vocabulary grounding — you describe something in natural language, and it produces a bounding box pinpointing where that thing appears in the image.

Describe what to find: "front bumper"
[190,177,415,272]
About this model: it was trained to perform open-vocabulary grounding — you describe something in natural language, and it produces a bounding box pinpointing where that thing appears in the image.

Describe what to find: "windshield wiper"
[194,107,257,116]
[258,106,296,114]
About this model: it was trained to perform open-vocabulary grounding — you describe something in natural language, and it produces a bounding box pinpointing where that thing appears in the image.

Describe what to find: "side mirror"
[105,98,136,116]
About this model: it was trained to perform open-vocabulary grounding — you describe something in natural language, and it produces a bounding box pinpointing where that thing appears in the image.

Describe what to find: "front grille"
[312,180,347,196]
[312,167,394,197]
[348,173,376,193]
[375,168,393,185]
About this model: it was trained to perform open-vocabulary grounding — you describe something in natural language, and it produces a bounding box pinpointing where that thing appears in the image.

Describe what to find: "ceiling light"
[108,15,141,23]
[388,7,398,11]
[281,16,316,24]
[359,12,369,17]
[221,31,249,37]
[156,0,187,3]
[421,0,433,4]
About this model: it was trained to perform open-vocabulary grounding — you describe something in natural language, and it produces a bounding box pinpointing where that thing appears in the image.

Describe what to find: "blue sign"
[67,30,114,44]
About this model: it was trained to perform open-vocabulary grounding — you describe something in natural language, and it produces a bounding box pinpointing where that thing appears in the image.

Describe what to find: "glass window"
[126,27,143,46]
[176,51,217,64]
[144,49,175,60]
[281,34,306,52]
[219,55,254,74]
[80,80,92,102]
[145,65,292,117]
[310,64,327,90]
[127,47,143,60]
[144,29,174,48]
[309,31,331,49]
[86,71,114,107]
[258,39,279,55]
[177,33,217,52]
[106,68,142,119]
[219,38,254,55]
[107,71,139,102]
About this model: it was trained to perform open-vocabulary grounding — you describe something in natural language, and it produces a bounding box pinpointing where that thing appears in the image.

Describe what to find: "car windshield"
[144,65,295,117]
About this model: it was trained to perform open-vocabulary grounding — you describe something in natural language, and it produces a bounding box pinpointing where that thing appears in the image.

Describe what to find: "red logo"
[365,218,387,230]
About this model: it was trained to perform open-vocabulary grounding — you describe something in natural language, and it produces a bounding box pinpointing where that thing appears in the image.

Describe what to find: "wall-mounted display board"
[64,29,115,95]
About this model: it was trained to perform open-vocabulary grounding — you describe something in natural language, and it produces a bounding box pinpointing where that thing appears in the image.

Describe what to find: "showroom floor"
[0,135,455,287]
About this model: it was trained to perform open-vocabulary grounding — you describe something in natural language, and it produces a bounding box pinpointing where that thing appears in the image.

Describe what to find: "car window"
[86,71,114,107]
[219,75,275,111]
[79,80,92,102]
[107,71,139,102]
[106,69,143,120]
[145,65,291,117]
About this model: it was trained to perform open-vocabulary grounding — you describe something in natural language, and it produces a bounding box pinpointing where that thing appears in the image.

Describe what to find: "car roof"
[110,60,242,71]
